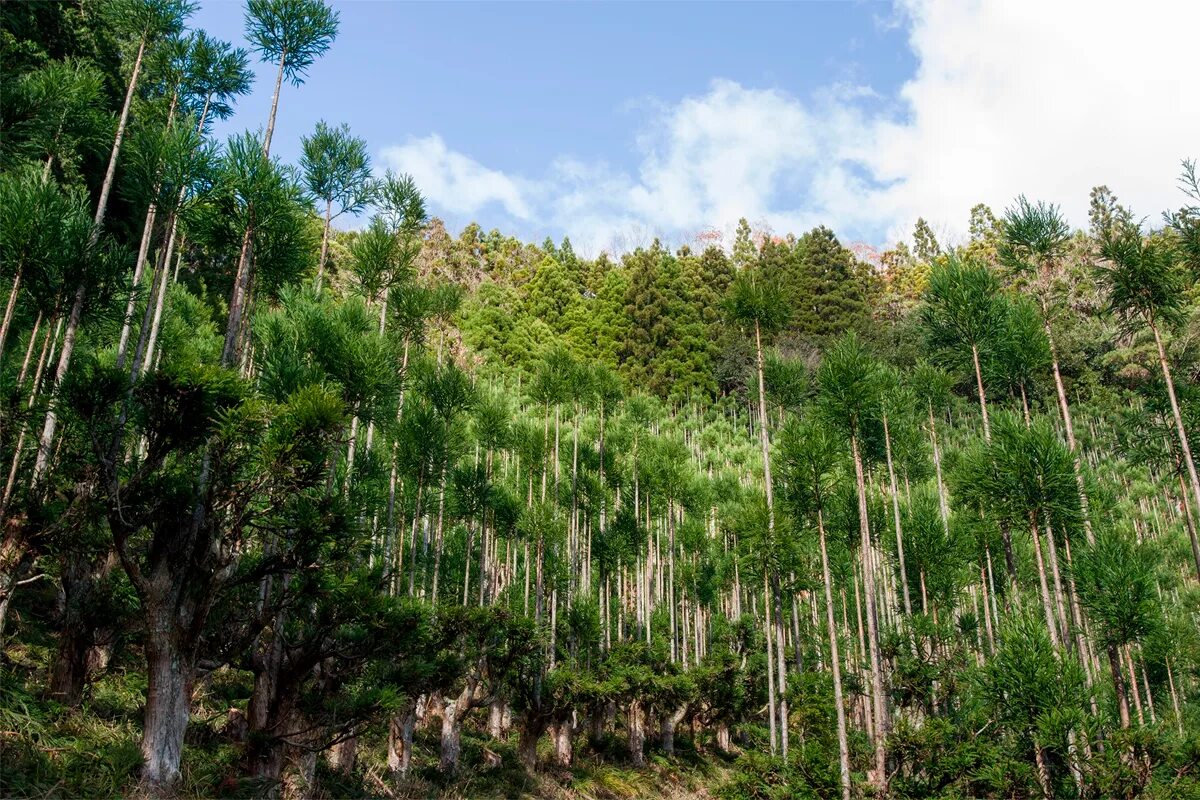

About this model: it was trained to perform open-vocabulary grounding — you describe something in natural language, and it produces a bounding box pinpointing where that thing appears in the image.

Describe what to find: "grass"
[1,636,733,799]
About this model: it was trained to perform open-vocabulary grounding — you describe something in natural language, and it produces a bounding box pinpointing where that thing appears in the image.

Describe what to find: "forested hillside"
[2,2,1199,799]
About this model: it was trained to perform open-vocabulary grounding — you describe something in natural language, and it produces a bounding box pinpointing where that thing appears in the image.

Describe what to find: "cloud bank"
[379,0,1200,254]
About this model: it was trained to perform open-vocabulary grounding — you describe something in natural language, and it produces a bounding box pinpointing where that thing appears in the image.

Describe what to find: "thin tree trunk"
[33,36,147,483]
[883,411,913,619]
[221,53,286,367]
[928,404,950,529]
[852,431,887,793]
[315,198,333,289]
[0,269,21,362]
[1150,318,1200,565]
[971,343,991,440]
[1107,643,1132,729]
[140,232,176,375]
[1042,307,1094,545]
[818,508,852,800]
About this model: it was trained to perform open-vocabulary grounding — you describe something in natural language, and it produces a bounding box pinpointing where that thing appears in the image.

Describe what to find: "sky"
[192,0,1200,255]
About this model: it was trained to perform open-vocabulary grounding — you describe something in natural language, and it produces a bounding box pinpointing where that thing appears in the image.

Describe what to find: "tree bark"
[1150,318,1200,568]
[551,717,574,766]
[851,431,887,793]
[0,269,21,363]
[883,411,913,619]
[628,699,645,766]
[33,36,146,484]
[517,710,546,771]
[315,198,333,289]
[818,508,852,800]
[1107,643,1132,729]
[137,628,194,798]
[221,53,286,368]
[387,702,417,778]
[661,704,687,756]
[971,343,991,441]
[439,695,464,774]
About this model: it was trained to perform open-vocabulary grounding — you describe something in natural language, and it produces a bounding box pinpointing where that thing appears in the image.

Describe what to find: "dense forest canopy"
[2,2,1199,799]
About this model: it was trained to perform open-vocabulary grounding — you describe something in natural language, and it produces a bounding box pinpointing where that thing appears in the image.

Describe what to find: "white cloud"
[378,0,1200,253]
[378,135,532,221]
[861,0,1200,243]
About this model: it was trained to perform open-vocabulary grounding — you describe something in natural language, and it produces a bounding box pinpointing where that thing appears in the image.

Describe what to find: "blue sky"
[191,0,1200,254]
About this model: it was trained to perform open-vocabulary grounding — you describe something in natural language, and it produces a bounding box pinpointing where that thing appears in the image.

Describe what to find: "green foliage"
[244,0,339,84]
[1074,527,1160,648]
[1097,222,1191,331]
[3,14,1199,800]
[300,120,373,217]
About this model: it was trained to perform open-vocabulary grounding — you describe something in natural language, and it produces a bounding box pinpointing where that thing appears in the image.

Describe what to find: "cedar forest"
[1,2,1199,799]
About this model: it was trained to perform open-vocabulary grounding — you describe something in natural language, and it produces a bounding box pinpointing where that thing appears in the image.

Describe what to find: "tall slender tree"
[817,331,888,792]
[724,269,790,757]
[1097,223,1200,578]
[302,121,373,289]
[1000,196,1095,544]
[778,413,852,800]
[223,0,339,366]
[31,0,194,483]
[921,255,1006,440]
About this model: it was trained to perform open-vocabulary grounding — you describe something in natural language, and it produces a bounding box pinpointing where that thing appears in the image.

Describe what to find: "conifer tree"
[302,120,373,288]
[224,0,339,366]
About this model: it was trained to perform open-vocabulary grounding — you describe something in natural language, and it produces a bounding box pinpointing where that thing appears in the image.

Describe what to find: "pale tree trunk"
[328,736,357,774]
[818,508,852,800]
[764,570,777,754]
[315,198,333,289]
[115,91,184,365]
[628,699,645,766]
[772,572,789,758]
[439,692,465,774]
[661,704,687,756]
[387,702,417,779]
[1034,738,1054,800]
[928,404,950,529]
[32,37,146,484]
[221,53,286,367]
[140,222,179,375]
[1029,514,1060,647]
[851,431,888,794]
[752,320,788,758]
[971,343,991,440]
[883,411,913,619]
[440,680,487,775]
[115,207,157,367]
[551,718,573,766]
[1150,317,1200,564]
[1171,462,1200,582]
[715,721,734,754]
[1041,306,1094,545]
[1,315,56,516]
[0,270,21,362]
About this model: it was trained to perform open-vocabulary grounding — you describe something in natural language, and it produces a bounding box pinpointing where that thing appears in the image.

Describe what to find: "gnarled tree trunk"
[138,625,194,799]
[387,702,417,778]
[661,704,687,756]
[628,699,645,767]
